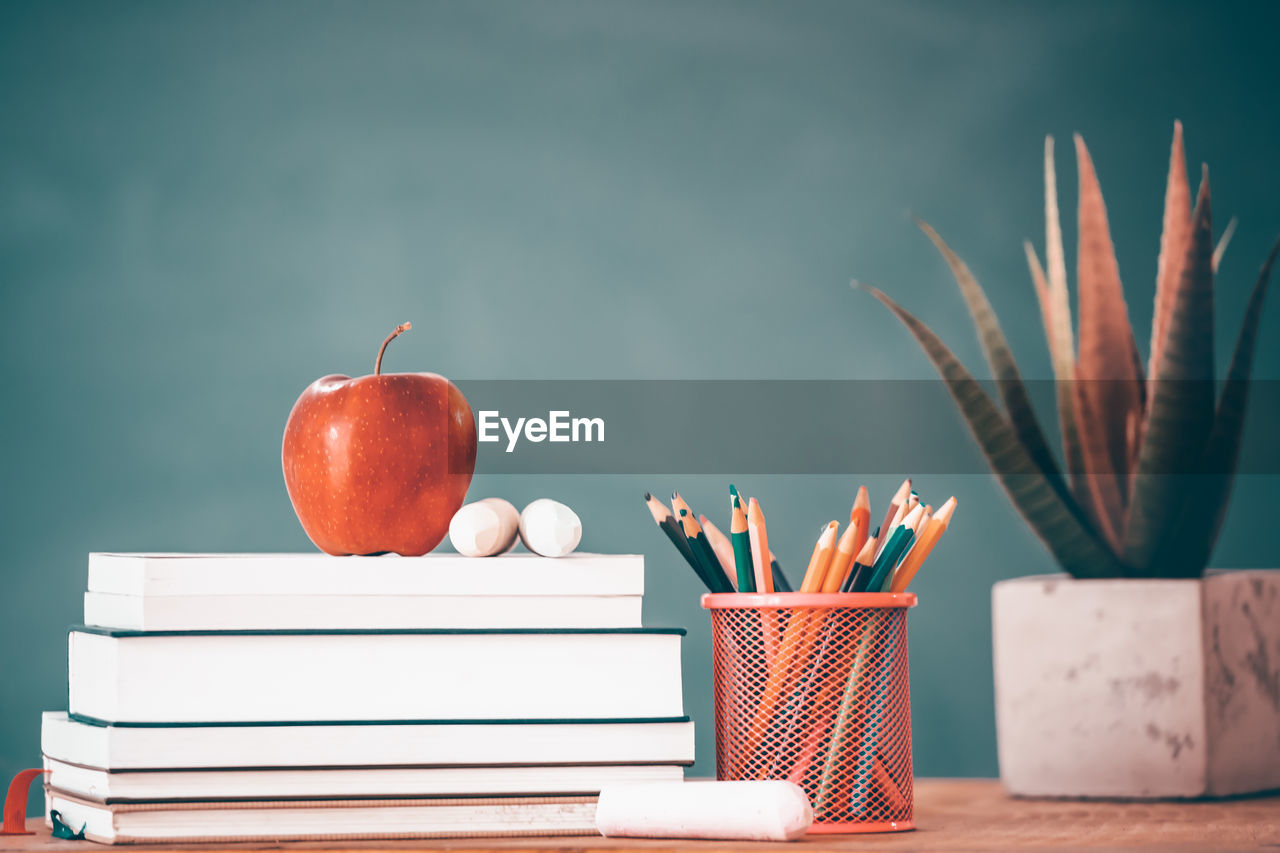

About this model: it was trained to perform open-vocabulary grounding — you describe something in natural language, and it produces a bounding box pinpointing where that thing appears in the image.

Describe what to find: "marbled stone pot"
[992,571,1280,798]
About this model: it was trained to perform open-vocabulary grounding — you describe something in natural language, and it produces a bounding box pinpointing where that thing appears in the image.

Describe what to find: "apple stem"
[375,322,413,375]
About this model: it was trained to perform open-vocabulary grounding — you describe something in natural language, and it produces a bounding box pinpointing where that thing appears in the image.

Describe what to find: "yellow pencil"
[889,497,956,592]
[821,517,861,593]
[699,515,738,591]
[800,521,839,592]
[747,497,774,594]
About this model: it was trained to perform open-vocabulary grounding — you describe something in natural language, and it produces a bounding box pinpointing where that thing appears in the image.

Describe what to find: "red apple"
[282,323,477,556]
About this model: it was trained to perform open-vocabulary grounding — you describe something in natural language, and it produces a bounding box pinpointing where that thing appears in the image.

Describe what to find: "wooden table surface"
[5,780,1278,851]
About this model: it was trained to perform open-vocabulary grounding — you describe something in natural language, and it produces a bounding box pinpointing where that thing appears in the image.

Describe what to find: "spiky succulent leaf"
[1124,170,1217,574]
[917,219,1069,499]
[1043,136,1072,358]
[1150,121,1192,390]
[1040,139,1094,521]
[1040,138,1078,388]
[1071,376,1127,550]
[1073,134,1146,537]
[862,285,1124,578]
[1026,243,1087,490]
[1155,237,1279,576]
[1026,241,1053,343]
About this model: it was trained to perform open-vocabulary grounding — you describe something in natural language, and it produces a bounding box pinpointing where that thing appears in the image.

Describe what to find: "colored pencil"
[843,535,879,592]
[728,490,756,593]
[874,497,910,561]
[800,522,839,592]
[866,505,923,592]
[747,497,774,594]
[643,492,711,589]
[770,555,792,591]
[671,493,734,593]
[875,479,911,559]
[889,497,956,593]
[821,517,861,593]
[849,486,871,559]
[699,515,738,590]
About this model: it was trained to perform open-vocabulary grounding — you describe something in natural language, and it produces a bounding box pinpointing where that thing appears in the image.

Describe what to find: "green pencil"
[728,486,755,592]
[867,503,926,592]
[864,525,913,593]
[644,492,714,591]
[771,559,793,592]
[672,493,734,593]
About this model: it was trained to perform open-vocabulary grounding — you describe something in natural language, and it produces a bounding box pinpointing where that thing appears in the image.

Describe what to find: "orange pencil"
[889,497,956,592]
[849,486,871,558]
[699,515,738,590]
[747,497,774,594]
[821,517,861,593]
[800,522,839,592]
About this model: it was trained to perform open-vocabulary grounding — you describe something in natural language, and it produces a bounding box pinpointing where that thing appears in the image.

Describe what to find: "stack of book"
[42,552,692,843]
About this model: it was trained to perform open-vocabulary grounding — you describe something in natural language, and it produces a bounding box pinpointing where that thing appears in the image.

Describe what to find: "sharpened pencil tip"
[643,492,651,501]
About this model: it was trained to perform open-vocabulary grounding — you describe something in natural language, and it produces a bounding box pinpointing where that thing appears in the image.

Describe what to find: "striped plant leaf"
[1026,241,1053,344]
[1071,374,1126,550]
[1124,171,1217,573]
[1040,140,1093,521]
[916,219,1069,499]
[1149,121,1192,390]
[1026,242,1087,502]
[1043,136,1071,356]
[1155,237,1279,576]
[862,285,1125,578]
[1074,135,1145,517]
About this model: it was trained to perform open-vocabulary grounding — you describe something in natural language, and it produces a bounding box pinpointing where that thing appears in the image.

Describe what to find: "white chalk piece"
[518,499,582,558]
[448,498,520,557]
[595,780,813,841]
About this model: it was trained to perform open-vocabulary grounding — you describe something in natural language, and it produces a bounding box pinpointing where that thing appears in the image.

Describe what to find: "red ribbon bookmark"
[2,769,47,836]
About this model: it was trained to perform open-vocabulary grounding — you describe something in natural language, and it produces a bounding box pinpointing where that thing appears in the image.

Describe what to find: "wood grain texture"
[6,780,1279,851]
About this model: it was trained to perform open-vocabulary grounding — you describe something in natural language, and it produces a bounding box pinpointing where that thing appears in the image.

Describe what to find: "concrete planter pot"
[992,570,1280,799]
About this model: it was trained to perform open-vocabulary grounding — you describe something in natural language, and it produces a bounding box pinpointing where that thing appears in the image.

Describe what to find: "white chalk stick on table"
[518,498,582,558]
[596,780,813,841]
[449,498,520,557]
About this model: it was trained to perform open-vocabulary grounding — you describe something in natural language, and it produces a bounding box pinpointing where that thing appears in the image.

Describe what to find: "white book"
[41,712,695,770]
[44,757,683,802]
[68,628,684,724]
[46,791,599,843]
[88,552,644,597]
[84,591,643,630]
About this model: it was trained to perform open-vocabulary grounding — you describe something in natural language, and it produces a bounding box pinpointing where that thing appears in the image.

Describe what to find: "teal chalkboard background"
[3,0,1280,798]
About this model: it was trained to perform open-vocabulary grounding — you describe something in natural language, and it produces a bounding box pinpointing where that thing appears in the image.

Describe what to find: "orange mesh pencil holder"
[703,592,917,833]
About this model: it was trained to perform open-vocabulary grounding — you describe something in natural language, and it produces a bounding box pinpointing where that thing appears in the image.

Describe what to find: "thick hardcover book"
[42,712,695,770]
[68,627,685,724]
[44,757,683,802]
[45,789,599,843]
[87,552,643,597]
[84,591,643,630]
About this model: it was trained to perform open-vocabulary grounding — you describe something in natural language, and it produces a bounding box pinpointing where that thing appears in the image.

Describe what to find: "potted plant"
[865,123,1280,798]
